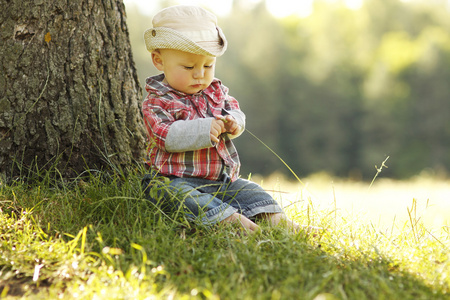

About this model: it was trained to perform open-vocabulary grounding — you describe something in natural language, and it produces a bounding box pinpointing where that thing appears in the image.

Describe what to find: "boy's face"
[152,49,216,94]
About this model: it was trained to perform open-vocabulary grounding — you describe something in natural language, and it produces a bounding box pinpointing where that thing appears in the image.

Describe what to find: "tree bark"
[0,0,146,179]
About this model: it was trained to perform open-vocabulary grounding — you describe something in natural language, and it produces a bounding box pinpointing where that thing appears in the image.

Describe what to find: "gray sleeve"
[165,118,214,152]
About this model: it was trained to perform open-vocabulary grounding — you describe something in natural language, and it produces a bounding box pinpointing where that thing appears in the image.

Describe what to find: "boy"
[142,5,306,234]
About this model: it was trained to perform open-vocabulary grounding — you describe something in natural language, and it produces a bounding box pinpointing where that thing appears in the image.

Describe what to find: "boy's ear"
[151,51,164,71]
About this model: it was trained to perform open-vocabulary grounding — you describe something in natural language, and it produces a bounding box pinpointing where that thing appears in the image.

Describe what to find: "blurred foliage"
[124,0,450,180]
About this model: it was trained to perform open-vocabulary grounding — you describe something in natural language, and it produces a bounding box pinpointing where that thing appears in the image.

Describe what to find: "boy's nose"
[193,68,204,79]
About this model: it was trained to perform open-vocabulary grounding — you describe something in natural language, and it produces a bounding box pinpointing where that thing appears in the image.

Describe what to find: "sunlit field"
[257,172,450,233]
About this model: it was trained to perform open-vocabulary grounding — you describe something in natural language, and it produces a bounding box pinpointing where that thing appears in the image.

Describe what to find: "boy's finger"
[225,115,234,121]
[215,115,230,123]
[210,134,219,143]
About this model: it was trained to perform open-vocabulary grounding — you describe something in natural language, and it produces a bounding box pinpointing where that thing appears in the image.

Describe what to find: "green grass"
[0,168,449,299]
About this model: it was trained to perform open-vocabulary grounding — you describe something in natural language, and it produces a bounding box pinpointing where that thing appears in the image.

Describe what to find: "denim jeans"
[142,173,283,225]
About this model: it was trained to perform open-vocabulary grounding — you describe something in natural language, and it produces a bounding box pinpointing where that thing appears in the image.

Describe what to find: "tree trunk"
[0,0,146,179]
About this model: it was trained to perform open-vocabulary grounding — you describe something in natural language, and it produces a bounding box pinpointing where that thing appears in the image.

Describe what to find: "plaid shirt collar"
[146,74,227,104]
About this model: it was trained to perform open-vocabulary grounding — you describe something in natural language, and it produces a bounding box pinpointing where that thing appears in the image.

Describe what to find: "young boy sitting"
[142,5,309,234]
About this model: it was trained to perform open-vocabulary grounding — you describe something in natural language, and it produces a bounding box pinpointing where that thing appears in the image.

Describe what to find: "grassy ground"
[0,168,449,299]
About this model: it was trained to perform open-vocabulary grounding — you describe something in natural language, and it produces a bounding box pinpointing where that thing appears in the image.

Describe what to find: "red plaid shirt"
[142,74,245,181]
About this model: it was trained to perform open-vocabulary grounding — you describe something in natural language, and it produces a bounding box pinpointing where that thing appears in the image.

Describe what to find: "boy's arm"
[152,111,243,152]
[166,108,248,149]
[165,118,215,152]
[143,98,215,152]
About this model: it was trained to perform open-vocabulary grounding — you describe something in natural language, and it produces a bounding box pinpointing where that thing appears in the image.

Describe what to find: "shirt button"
[152,30,156,37]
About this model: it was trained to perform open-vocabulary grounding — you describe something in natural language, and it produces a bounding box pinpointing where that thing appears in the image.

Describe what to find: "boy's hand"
[219,115,240,136]
[210,115,239,143]
[210,118,226,143]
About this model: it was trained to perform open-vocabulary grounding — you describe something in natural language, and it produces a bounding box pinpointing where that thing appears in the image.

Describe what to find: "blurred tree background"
[124,0,450,180]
